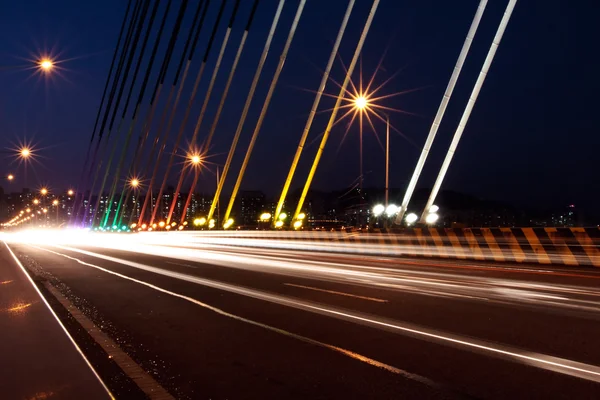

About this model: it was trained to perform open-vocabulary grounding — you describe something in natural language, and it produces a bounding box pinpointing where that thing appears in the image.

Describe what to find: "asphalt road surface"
[4,234,600,399]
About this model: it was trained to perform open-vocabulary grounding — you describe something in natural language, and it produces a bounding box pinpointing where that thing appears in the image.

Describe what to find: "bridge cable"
[150,0,230,226]
[205,0,286,225]
[293,0,381,223]
[221,0,306,226]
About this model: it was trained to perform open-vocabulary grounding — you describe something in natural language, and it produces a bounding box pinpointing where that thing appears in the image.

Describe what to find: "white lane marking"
[3,242,115,399]
[44,283,174,400]
[284,283,388,303]
[36,244,600,384]
[166,261,197,269]
[31,244,438,388]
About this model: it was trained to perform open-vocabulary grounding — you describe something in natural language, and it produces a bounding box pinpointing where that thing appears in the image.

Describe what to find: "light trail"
[22,243,600,383]
[284,283,388,303]
[5,229,599,315]
[29,244,438,389]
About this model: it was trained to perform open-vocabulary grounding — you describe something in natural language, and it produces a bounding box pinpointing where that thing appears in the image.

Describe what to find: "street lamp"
[67,189,74,197]
[20,148,31,159]
[405,213,418,225]
[190,154,202,165]
[425,213,439,225]
[7,174,14,181]
[40,188,48,196]
[38,58,54,72]
[372,204,385,217]
[354,95,368,110]
[259,212,271,222]
[130,178,139,188]
[385,204,399,217]
[223,218,234,230]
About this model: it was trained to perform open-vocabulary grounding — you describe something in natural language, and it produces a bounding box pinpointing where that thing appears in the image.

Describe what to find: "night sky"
[0,0,598,213]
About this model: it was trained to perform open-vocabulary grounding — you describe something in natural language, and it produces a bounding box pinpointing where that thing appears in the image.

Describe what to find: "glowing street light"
[275,220,284,228]
[279,212,287,221]
[7,174,14,181]
[425,213,439,225]
[405,213,418,225]
[20,148,31,159]
[354,95,369,110]
[33,199,39,205]
[297,212,306,220]
[259,212,271,222]
[194,217,207,226]
[385,204,399,217]
[39,59,54,72]
[293,220,302,229]
[372,204,385,217]
[223,218,234,229]
[67,189,74,196]
[429,205,439,214]
[40,188,48,196]
[130,178,140,188]
[190,154,202,165]
[52,199,59,206]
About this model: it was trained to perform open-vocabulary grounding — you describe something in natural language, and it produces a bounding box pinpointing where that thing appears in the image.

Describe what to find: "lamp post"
[385,113,390,209]
[53,199,59,224]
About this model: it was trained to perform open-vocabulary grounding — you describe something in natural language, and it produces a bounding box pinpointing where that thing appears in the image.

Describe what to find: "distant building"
[237,190,265,226]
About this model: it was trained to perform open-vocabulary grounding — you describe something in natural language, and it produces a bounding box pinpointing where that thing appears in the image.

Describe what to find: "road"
[3,232,600,399]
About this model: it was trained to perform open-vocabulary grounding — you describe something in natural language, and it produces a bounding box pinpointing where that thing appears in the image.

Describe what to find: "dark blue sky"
[1,0,598,212]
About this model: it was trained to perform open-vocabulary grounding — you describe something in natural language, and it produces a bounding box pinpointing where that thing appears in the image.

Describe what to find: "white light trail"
[22,243,600,383]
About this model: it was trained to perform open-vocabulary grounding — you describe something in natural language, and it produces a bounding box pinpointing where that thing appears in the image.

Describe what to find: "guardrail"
[182,227,600,267]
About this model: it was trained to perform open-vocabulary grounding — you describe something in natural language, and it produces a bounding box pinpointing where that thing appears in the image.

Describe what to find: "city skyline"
[1,1,598,214]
